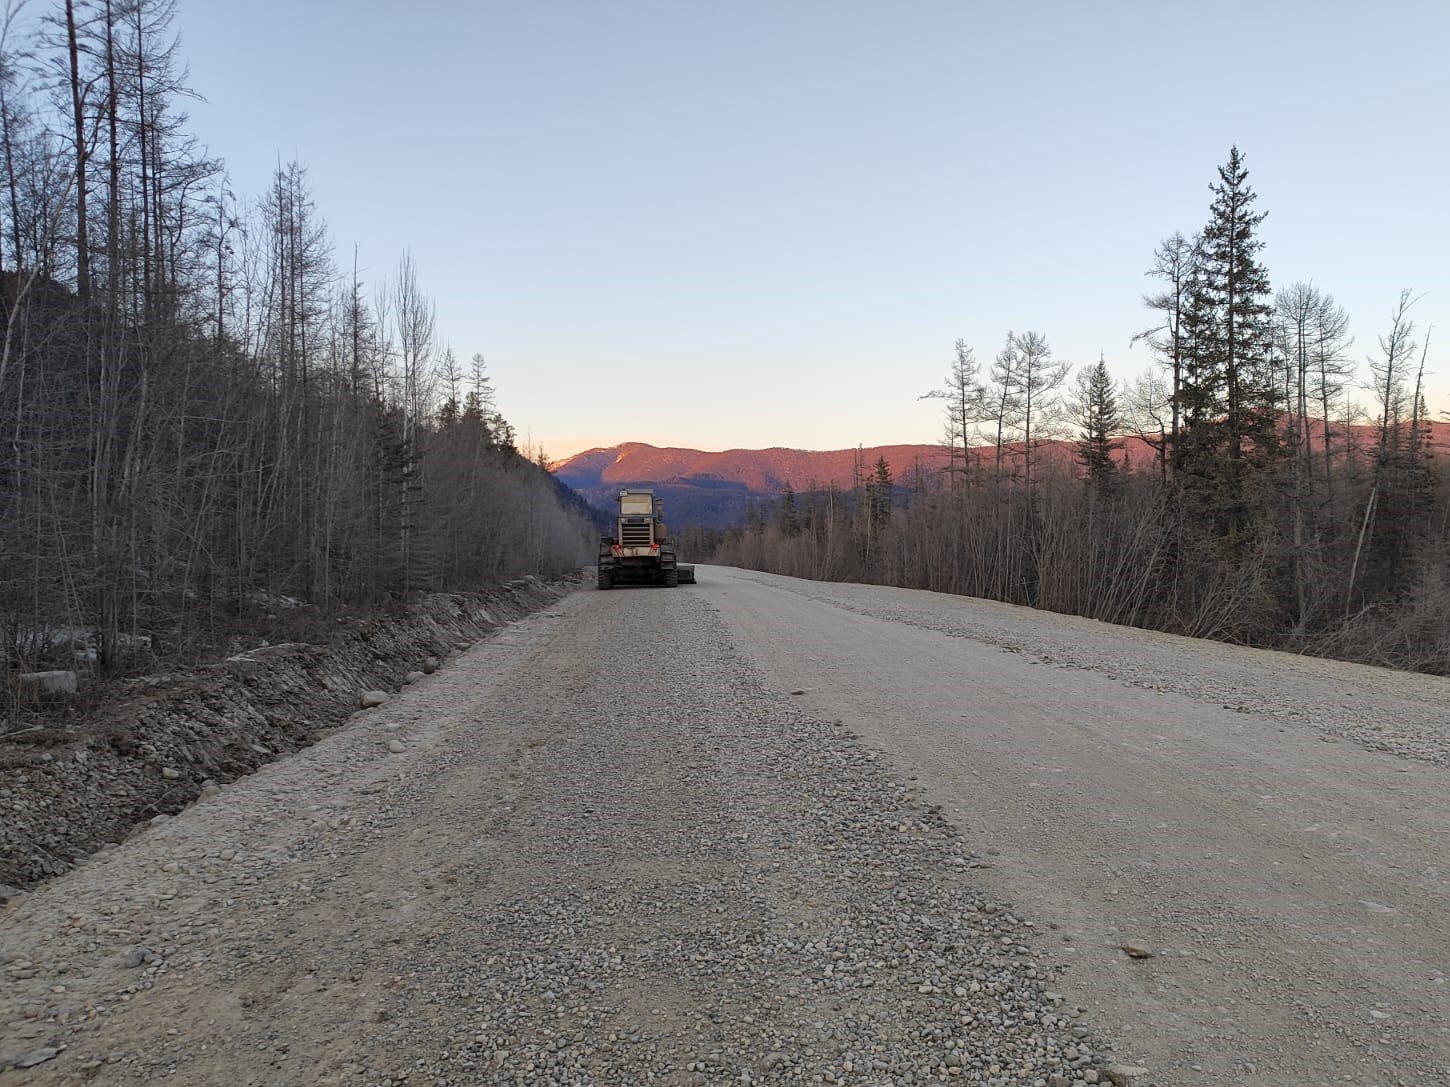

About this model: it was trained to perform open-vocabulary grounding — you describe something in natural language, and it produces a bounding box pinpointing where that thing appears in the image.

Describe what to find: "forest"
[3,0,1444,736]
[0,0,595,721]
[716,148,1449,675]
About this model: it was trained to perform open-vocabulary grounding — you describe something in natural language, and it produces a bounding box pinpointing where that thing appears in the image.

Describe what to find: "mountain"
[552,442,949,528]
[555,422,1450,530]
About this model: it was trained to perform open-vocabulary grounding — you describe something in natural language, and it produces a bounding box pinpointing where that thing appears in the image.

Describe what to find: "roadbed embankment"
[0,576,576,891]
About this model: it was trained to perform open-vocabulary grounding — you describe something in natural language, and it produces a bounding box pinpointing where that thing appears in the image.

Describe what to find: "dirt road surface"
[707,567,1450,1086]
[3,566,1447,1086]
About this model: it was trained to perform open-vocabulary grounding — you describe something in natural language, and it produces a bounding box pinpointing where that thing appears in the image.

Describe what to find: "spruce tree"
[1071,356,1123,491]
[870,457,894,529]
[1179,147,1278,535]
[778,481,799,536]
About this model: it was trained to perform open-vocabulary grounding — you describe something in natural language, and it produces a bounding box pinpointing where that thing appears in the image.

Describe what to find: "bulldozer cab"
[619,492,655,518]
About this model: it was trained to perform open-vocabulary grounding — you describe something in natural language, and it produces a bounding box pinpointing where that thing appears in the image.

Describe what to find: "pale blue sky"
[178,0,1449,459]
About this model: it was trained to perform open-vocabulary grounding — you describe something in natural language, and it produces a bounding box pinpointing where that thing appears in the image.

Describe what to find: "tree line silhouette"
[716,149,1447,675]
[0,0,593,713]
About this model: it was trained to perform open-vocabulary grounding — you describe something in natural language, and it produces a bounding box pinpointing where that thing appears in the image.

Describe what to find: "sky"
[175,0,1450,460]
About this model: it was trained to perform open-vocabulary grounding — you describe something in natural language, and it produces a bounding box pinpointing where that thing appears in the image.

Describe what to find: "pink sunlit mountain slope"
[555,422,1449,529]
[552,442,948,528]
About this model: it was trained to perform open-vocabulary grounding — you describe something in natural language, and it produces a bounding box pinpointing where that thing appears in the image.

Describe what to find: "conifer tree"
[870,457,893,528]
[1178,146,1278,536]
[778,481,799,536]
[1070,356,1122,491]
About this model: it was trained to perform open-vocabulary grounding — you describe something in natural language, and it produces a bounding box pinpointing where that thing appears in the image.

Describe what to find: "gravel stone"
[10,1047,60,1069]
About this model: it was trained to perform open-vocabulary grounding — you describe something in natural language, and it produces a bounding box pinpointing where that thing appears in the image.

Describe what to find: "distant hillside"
[553,442,950,528]
[555,423,1450,530]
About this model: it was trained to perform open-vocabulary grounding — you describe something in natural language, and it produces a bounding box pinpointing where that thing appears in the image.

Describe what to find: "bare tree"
[1369,289,1418,456]
[391,249,435,591]
[1132,232,1197,455]
[985,333,1025,478]
[59,0,92,298]
[919,338,983,489]
[1010,330,1070,489]
[1121,367,1172,479]
[437,345,460,423]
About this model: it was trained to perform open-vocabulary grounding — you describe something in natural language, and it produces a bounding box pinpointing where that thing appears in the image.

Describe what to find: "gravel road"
[2,568,1445,1086]
[705,566,1450,1086]
[3,580,1112,1086]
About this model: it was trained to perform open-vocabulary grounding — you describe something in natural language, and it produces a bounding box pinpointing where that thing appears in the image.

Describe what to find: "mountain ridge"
[554,423,1450,530]
[555,440,952,494]
[553,441,951,528]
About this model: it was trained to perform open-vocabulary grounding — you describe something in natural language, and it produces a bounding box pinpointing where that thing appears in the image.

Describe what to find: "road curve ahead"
[704,565,1450,1086]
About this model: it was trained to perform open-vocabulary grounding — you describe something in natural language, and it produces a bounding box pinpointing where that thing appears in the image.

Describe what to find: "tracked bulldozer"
[597,488,696,589]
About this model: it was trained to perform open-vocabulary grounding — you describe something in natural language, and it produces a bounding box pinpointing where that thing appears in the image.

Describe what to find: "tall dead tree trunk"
[64,0,89,299]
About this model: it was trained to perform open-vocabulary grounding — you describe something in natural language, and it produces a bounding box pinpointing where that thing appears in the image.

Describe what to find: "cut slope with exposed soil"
[0,578,574,890]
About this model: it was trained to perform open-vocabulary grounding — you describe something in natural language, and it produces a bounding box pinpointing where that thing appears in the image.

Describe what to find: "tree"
[985,333,1025,477]
[1204,146,1275,455]
[862,456,893,570]
[1274,282,1351,493]
[778,480,798,536]
[1177,146,1278,538]
[870,456,893,527]
[1070,355,1122,491]
[0,4,597,712]
[1308,290,1353,493]
[390,249,435,591]
[59,0,91,299]
[1369,289,1418,457]
[0,4,32,277]
[1004,330,1069,488]
[259,160,333,597]
[1349,290,1432,609]
[920,338,983,488]
[1132,232,1197,455]
[115,0,219,318]
[1272,282,1352,634]
[1121,367,1172,479]
[437,345,461,425]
